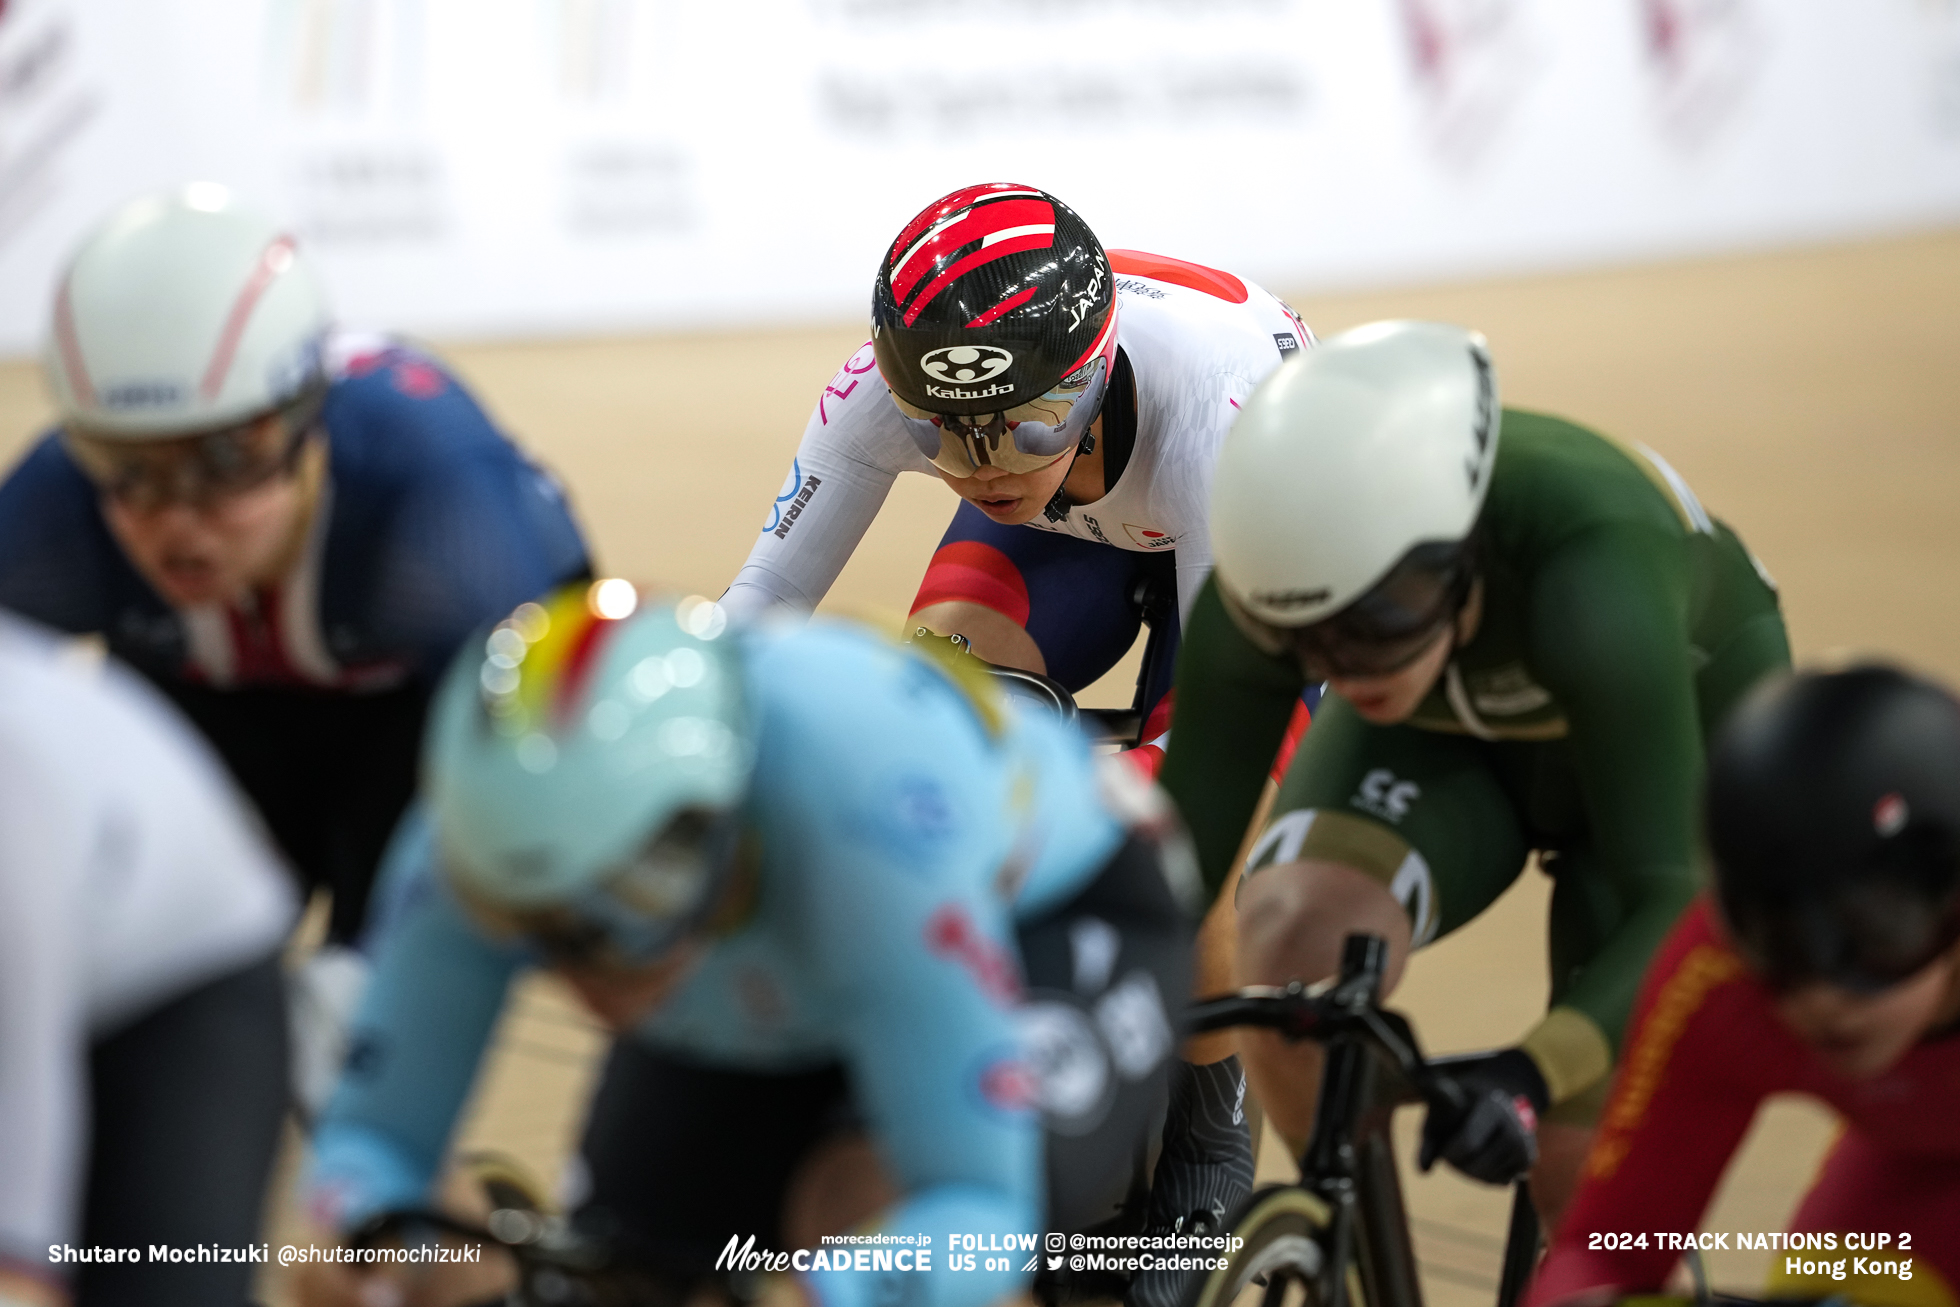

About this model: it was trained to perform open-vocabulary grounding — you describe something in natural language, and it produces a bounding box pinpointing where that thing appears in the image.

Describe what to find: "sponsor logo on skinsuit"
[977,1054,1039,1113]
[1354,768,1420,822]
[1273,332,1300,354]
[771,473,823,540]
[926,903,1022,1005]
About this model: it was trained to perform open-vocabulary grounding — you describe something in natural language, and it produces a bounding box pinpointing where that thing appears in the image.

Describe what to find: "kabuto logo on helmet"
[921,345,1014,384]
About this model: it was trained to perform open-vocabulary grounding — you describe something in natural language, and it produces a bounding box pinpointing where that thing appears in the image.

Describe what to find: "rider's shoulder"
[322,332,495,446]
[1494,408,1622,458]
[800,339,911,448]
[317,334,545,513]
[1112,251,1307,379]
[741,618,1033,771]
[0,610,240,811]
[0,610,137,717]
[1489,408,1701,542]
[0,609,89,693]
[740,614,894,681]
[1112,251,1301,327]
[1628,896,1764,1025]
[0,430,99,535]
[745,619,979,713]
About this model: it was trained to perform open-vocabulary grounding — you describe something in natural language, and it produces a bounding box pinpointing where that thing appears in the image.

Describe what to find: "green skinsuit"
[1159,410,1790,1116]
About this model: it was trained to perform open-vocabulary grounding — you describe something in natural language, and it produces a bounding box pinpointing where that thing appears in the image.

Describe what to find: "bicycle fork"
[1294,935,1425,1307]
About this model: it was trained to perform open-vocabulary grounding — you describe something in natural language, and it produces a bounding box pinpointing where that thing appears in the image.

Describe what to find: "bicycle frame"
[1188,933,1541,1307]
[1295,934,1423,1307]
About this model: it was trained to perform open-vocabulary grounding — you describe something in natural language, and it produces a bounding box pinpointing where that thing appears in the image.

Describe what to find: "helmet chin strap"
[1042,415,1106,524]
[1452,574,1486,650]
[1042,484,1072,524]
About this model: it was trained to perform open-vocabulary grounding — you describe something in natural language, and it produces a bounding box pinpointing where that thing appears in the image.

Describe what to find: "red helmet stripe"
[890,197,1055,305]
[888,183,1043,272]
[1058,297,1120,378]
[901,231,1053,326]
[200,234,299,402]
[51,277,97,410]
[966,285,1037,329]
[551,609,618,726]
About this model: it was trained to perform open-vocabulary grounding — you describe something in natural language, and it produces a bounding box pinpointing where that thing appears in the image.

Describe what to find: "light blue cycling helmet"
[426,580,752,964]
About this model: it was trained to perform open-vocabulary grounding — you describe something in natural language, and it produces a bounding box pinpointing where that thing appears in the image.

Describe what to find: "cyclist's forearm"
[1548,879,1699,1067]
[1159,579,1303,894]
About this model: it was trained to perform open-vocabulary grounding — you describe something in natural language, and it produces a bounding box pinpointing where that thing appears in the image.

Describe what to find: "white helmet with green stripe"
[1209,321,1499,677]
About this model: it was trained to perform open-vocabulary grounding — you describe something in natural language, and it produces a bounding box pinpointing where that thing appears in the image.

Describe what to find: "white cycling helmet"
[45,183,329,439]
[1211,320,1499,677]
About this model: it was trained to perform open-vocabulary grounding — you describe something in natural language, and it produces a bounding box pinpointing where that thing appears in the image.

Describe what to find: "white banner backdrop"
[0,0,1957,352]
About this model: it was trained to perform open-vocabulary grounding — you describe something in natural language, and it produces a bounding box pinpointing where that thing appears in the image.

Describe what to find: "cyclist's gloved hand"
[1419,1047,1549,1186]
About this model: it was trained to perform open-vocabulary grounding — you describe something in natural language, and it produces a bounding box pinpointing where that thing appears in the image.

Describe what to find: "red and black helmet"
[872,184,1118,475]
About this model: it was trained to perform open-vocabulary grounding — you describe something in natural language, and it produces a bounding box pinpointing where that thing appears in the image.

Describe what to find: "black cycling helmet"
[1706,665,1960,993]
[872,183,1117,477]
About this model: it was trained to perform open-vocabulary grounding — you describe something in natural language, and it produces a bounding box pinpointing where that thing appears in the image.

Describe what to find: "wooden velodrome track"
[1,228,1956,1303]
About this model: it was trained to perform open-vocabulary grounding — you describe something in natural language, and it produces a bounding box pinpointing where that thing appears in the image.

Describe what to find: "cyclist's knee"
[781,1131,899,1250]
[910,600,1047,674]
[1235,859,1412,995]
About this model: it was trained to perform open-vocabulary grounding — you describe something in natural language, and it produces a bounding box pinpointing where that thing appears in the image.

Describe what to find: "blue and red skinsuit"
[0,340,590,938]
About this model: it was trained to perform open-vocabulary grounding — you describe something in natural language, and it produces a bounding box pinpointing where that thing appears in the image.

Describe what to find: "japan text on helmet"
[427,582,754,968]
[1707,665,1960,993]
[872,183,1118,477]
[1209,321,1498,680]
[45,183,329,440]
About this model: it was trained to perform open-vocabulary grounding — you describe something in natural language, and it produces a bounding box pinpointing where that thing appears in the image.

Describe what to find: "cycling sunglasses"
[1222,541,1476,682]
[63,384,325,512]
[451,808,738,971]
[896,355,1109,478]
[1724,877,1960,996]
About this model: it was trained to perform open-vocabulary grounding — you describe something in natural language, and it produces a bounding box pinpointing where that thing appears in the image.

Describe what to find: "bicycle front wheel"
[1181,1185,1367,1307]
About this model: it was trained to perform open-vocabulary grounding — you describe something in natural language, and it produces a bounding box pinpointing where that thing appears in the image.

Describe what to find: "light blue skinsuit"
[307,621,1132,1307]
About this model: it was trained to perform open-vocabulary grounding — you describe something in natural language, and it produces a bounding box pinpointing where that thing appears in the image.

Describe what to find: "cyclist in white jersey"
[0,614,294,1307]
[722,183,1316,1306]
[725,187,1313,778]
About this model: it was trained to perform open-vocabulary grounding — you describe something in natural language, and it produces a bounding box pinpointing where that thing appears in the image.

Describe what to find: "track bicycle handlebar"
[348,1178,639,1306]
[1186,938,1473,1125]
[912,627,1145,746]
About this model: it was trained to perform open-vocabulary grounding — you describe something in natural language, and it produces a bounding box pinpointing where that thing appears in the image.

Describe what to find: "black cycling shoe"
[1125,1204,1229,1307]
[1125,1059,1254,1307]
